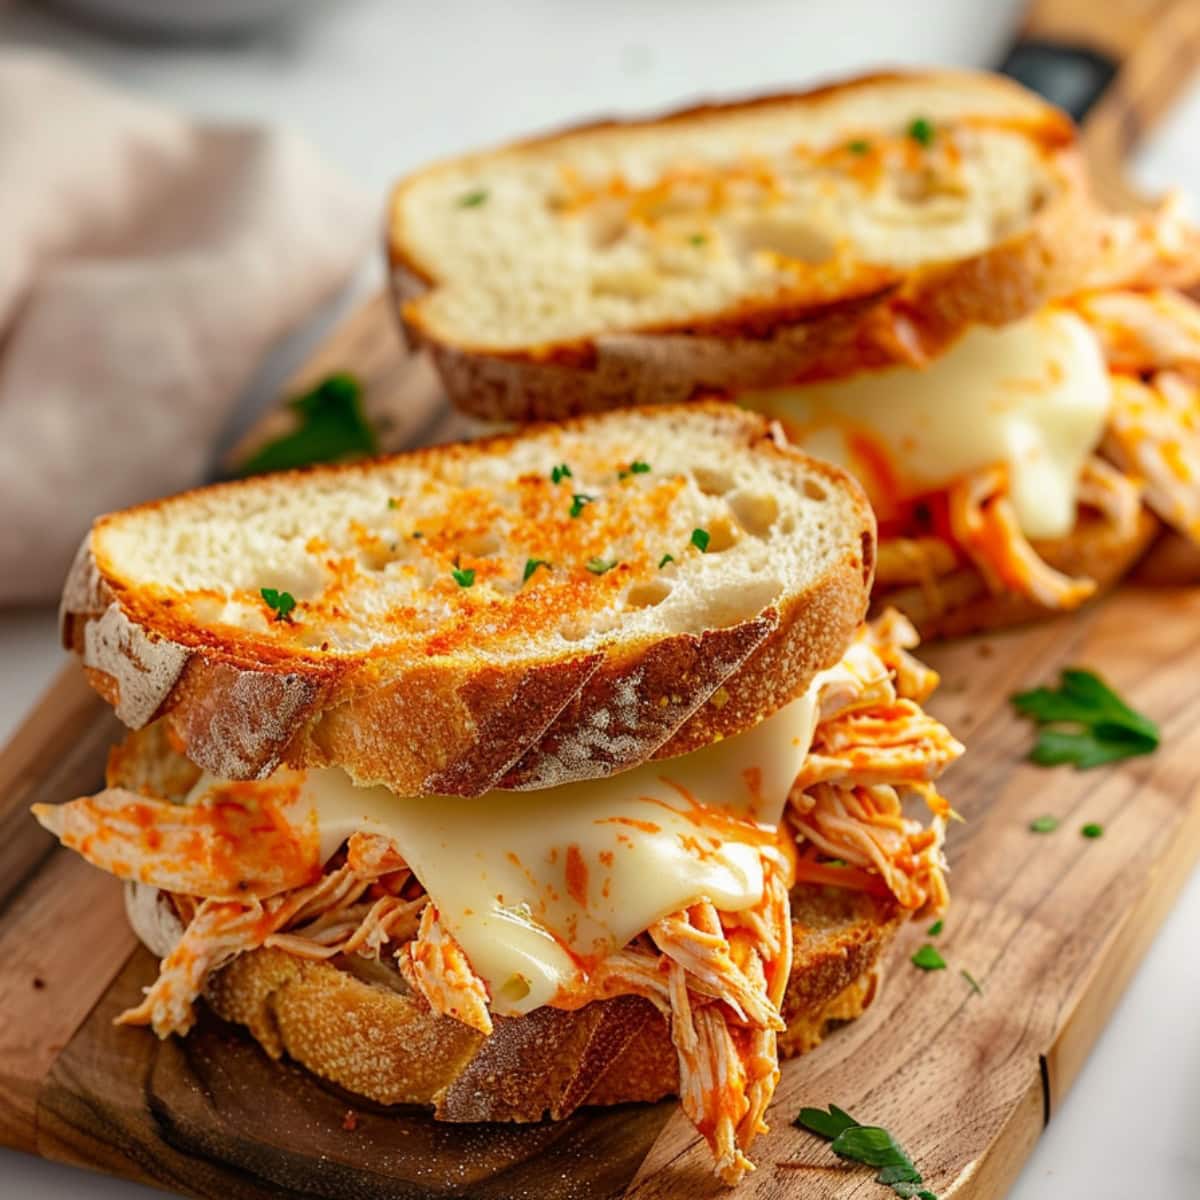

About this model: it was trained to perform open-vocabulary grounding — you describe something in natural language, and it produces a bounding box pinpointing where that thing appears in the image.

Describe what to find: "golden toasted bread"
[62,404,874,795]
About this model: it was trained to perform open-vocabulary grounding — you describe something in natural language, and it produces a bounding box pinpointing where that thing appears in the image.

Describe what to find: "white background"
[1,1,1199,1196]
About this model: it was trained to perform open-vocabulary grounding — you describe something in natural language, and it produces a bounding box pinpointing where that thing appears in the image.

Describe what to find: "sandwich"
[388,69,1200,636]
[36,404,961,1182]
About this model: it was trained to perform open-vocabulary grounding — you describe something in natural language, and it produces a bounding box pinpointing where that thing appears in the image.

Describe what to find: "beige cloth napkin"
[0,52,374,605]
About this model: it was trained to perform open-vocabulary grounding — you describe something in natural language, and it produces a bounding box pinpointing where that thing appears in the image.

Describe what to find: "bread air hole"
[692,465,734,496]
[625,579,672,610]
[729,490,779,537]
[803,478,827,502]
[704,516,739,553]
[733,215,835,266]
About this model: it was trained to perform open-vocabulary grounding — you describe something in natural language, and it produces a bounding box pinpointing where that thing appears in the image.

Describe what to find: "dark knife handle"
[999,39,1118,124]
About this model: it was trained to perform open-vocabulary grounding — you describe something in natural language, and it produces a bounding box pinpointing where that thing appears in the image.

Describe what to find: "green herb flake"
[907,116,935,146]
[1011,668,1160,770]
[1081,822,1104,839]
[523,558,551,582]
[387,498,399,509]
[961,969,983,997]
[569,493,595,518]
[794,1106,938,1200]
[910,943,946,972]
[550,463,573,484]
[586,557,618,575]
[848,138,872,154]
[1029,815,1059,833]
[260,588,296,622]
[459,189,488,208]
[927,919,944,937]
[658,553,675,568]
[238,373,375,476]
[451,566,476,588]
[691,527,711,553]
[411,530,424,540]
[688,233,708,246]
[619,460,652,479]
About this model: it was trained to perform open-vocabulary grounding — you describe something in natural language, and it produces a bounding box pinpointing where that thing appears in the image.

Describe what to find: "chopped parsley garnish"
[848,138,872,154]
[387,498,399,509]
[907,116,935,146]
[523,558,551,582]
[910,943,946,972]
[794,1106,938,1200]
[688,233,707,246]
[411,530,424,539]
[659,553,675,568]
[1082,822,1104,839]
[458,189,488,207]
[619,460,652,479]
[961,969,983,997]
[690,527,711,553]
[451,565,476,588]
[927,919,944,937]
[260,588,296,622]
[586,557,618,575]
[238,373,375,476]
[1029,815,1059,833]
[1011,668,1159,769]
[551,463,573,484]
[569,493,595,518]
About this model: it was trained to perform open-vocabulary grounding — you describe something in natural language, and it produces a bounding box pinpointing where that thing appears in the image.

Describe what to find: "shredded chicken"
[1077,453,1145,539]
[948,465,1097,609]
[41,614,956,1185]
[400,903,494,1036]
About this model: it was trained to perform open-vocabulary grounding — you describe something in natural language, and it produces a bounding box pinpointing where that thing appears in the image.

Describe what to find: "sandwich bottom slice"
[36,611,960,1184]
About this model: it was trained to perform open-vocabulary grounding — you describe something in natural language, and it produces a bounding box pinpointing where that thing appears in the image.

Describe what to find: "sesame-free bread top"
[62,403,874,795]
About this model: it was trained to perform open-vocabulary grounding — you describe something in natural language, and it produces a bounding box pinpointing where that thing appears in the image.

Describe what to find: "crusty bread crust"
[876,508,1159,639]
[196,886,901,1122]
[62,406,873,796]
[386,72,1109,422]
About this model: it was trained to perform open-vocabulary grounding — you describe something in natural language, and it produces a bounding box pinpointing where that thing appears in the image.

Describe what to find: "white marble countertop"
[1,1,1199,1196]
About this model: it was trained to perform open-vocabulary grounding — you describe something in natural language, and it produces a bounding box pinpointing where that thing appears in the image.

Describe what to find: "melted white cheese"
[190,683,819,1017]
[742,308,1111,539]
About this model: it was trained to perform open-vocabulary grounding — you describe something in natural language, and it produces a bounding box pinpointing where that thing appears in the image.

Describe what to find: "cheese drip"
[184,684,820,1016]
[742,308,1111,539]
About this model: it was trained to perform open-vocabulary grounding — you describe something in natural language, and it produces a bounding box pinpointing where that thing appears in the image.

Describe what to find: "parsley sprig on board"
[794,1106,937,1199]
[1011,669,1159,769]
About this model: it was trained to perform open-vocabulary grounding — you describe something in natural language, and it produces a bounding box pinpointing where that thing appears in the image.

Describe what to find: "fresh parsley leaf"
[411,530,424,540]
[586,557,617,575]
[569,493,595,518]
[1011,669,1159,770]
[459,188,488,207]
[1029,815,1059,833]
[523,558,550,582]
[910,943,946,971]
[927,919,944,937]
[658,553,675,568]
[451,566,476,588]
[387,498,399,509]
[907,116,935,146]
[688,233,707,246]
[238,373,375,476]
[260,588,296,622]
[848,138,872,154]
[961,969,983,996]
[619,460,652,479]
[691,527,711,552]
[551,463,573,484]
[1081,822,1104,839]
[795,1104,860,1139]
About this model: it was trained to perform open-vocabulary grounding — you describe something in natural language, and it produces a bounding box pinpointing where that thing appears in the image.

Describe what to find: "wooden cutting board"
[2,287,1200,1199]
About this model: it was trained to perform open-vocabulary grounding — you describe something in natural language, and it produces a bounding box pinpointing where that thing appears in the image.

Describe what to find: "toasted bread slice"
[124,885,899,1122]
[388,70,1108,421]
[63,404,874,795]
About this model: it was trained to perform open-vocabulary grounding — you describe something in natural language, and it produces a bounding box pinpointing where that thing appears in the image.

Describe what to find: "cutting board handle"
[1001,0,1200,204]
